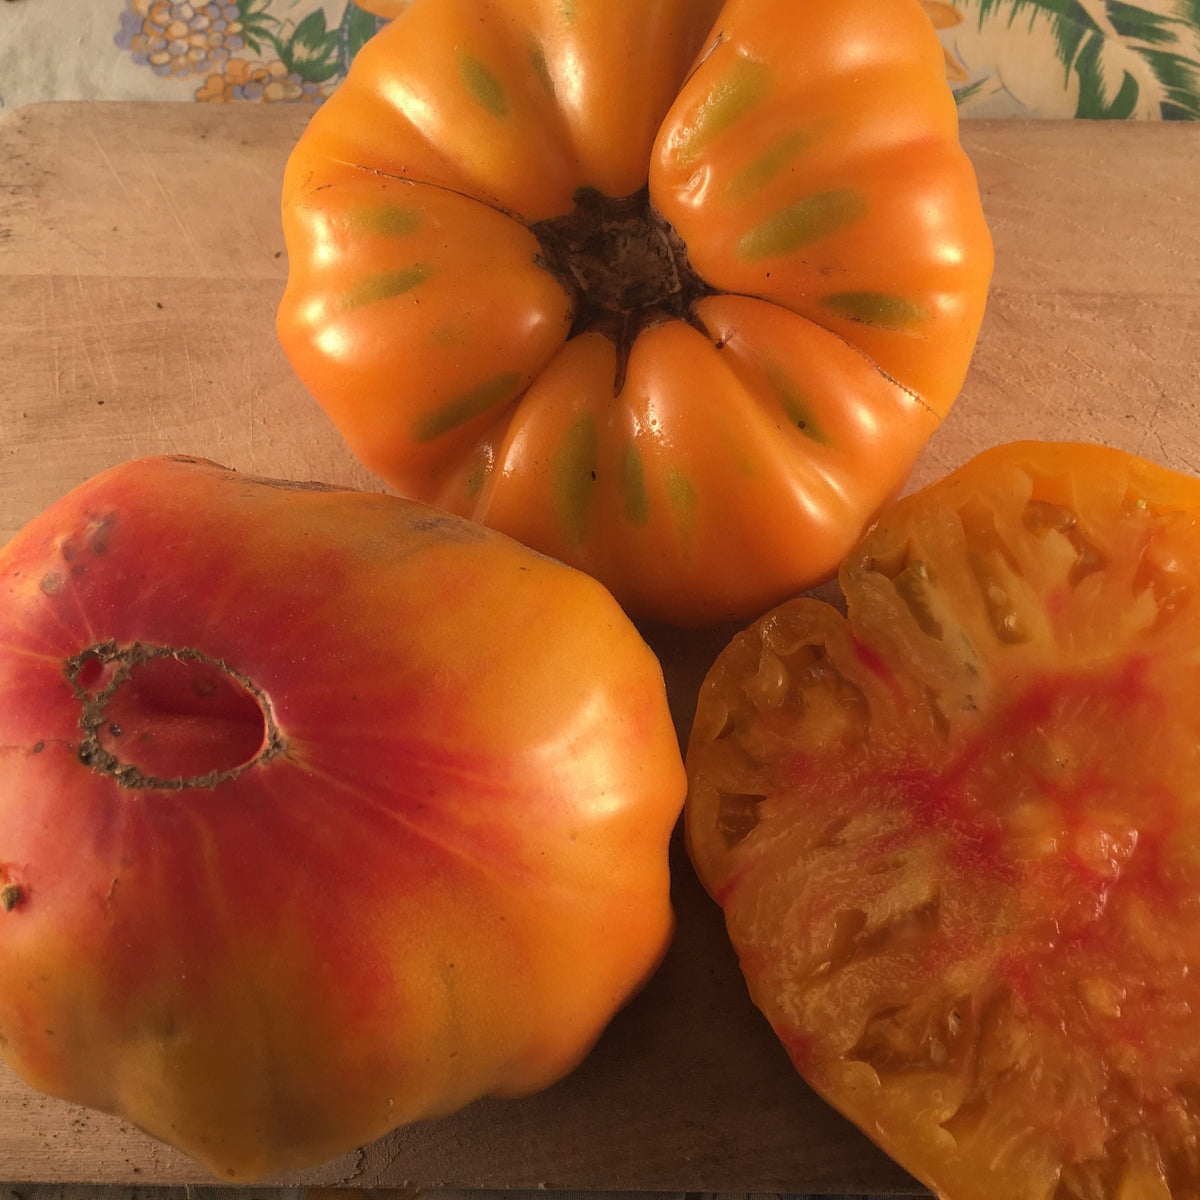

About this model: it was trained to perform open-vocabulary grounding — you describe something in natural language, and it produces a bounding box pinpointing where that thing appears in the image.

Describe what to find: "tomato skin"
[0,456,683,1182]
[352,0,407,16]
[685,442,1200,1199]
[277,0,992,627]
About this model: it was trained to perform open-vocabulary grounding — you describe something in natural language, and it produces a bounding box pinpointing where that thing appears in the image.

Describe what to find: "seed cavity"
[969,557,1030,644]
[959,500,1032,644]
[744,650,791,709]
[1022,499,1107,587]
[716,790,767,848]
[893,559,945,640]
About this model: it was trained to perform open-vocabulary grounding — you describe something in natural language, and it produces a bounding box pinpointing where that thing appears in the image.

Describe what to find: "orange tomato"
[277,0,993,627]
[0,456,683,1181]
[352,0,409,17]
[686,441,1200,1198]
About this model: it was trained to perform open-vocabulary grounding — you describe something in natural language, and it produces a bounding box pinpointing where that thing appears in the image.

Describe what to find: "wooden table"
[0,101,1198,1192]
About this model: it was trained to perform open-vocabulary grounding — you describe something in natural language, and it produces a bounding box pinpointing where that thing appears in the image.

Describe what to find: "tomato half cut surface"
[685,441,1200,1199]
[277,0,993,627]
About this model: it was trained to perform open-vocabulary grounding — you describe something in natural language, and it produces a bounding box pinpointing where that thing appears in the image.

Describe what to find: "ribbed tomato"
[0,456,683,1182]
[686,442,1200,1198]
[351,0,408,15]
[277,0,993,627]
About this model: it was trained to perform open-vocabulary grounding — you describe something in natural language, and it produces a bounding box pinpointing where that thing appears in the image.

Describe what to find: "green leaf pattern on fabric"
[935,0,1200,116]
[112,0,1198,115]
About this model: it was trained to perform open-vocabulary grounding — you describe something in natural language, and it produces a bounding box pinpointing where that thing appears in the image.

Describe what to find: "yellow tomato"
[687,441,1200,1198]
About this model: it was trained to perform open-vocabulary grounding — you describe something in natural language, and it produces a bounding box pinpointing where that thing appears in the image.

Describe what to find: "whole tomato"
[277,0,993,627]
[0,456,683,1182]
[686,441,1200,1198]
[352,0,408,15]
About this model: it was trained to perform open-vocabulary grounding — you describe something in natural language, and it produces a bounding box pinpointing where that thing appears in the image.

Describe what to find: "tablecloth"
[1,0,1199,117]
[1,1,1197,1198]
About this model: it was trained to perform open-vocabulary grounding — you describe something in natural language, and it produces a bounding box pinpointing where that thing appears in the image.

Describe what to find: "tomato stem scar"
[64,641,285,791]
[531,187,713,391]
[0,885,22,912]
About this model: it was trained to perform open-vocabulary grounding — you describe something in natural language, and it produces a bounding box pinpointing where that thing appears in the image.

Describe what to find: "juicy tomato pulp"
[686,442,1200,1199]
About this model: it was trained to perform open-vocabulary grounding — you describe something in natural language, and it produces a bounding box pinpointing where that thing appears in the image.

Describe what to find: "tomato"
[685,441,1200,1198]
[276,0,993,627]
[351,0,409,16]
[0,456,683,1182]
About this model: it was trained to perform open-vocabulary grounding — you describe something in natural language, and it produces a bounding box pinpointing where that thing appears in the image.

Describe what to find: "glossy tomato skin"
[277,0,993,627]
[0,456,683,1182]
[686,442,1200,1199]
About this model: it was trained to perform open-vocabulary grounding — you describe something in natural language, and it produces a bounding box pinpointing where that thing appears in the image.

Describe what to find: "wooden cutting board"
[0,101,1198,1192]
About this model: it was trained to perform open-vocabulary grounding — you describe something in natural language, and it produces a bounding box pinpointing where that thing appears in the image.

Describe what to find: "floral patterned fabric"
[0,0,1198,115]
[0,3,1195,1200]
[111,1,388,105]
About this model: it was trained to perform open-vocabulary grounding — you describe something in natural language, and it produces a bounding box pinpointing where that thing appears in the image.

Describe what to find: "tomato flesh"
[686,441,1200,1199]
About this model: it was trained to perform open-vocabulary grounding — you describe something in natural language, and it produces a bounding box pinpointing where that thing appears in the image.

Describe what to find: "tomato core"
[532,188,711,380]
[68,643,273,787]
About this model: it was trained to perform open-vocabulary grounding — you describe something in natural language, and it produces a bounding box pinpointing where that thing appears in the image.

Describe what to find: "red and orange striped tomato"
[0,456,683,1181]
[278,0,993,626]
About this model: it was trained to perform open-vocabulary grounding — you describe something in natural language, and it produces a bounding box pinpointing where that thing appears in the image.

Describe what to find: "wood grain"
[915,119,1200,492]
[0,101,374,551]
[0,101,1198,1191]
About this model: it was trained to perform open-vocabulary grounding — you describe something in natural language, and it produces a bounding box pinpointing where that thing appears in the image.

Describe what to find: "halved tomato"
[686,441,1200,1198]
